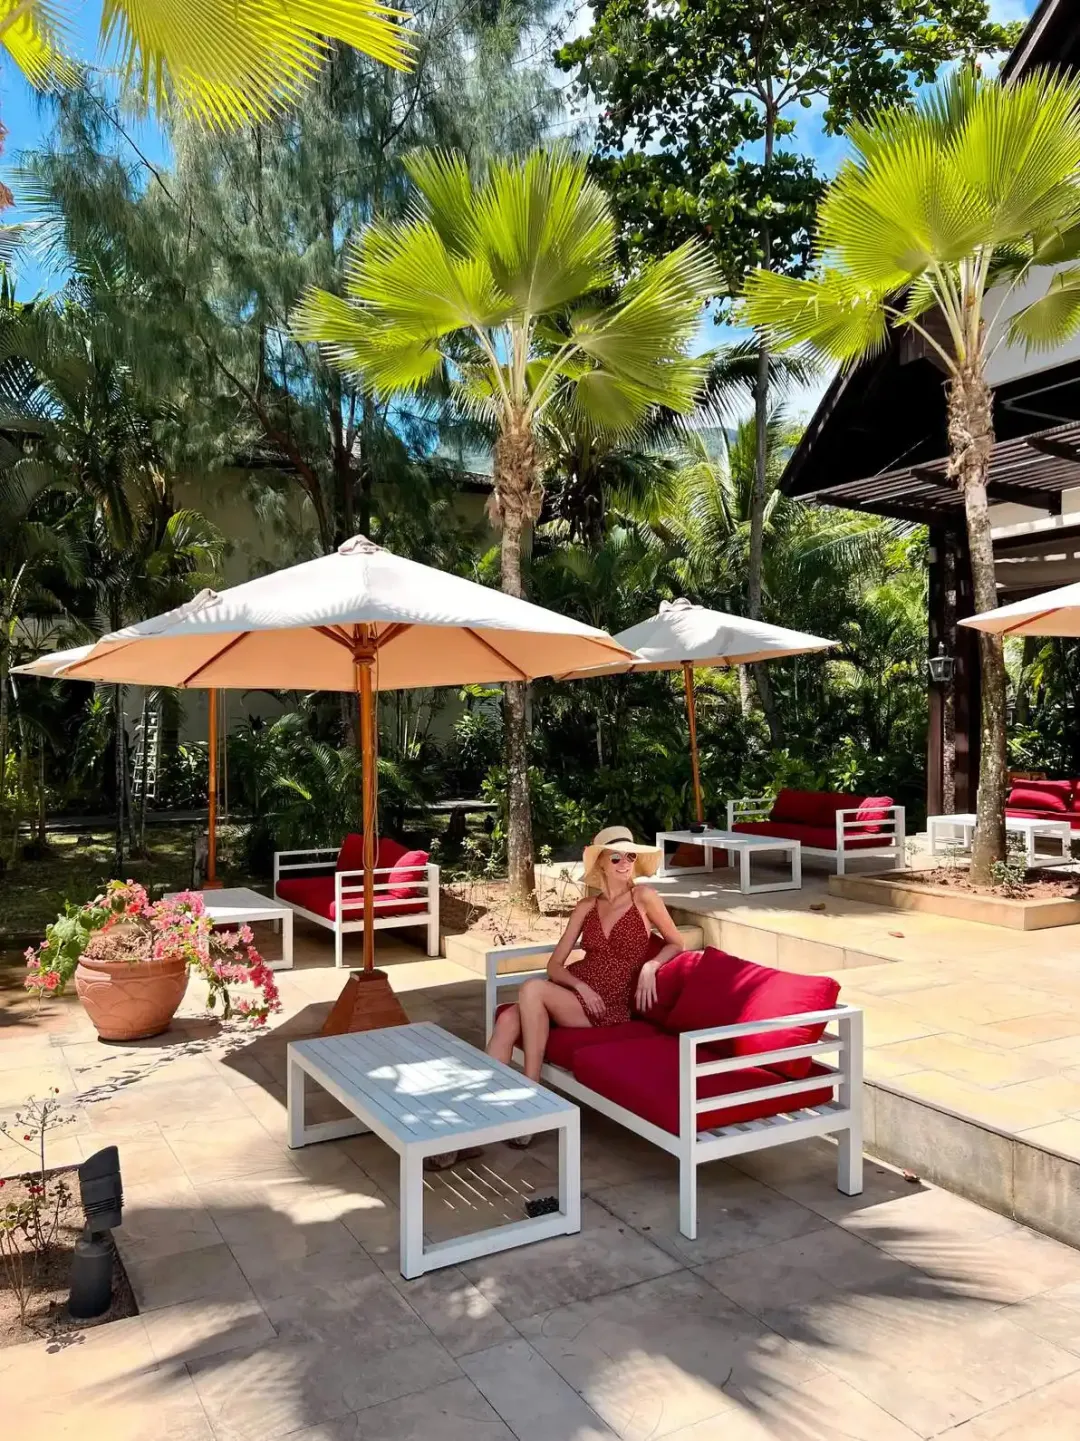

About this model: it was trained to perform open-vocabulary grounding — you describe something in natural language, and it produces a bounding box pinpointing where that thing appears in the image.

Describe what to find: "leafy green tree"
[557,0,1019,737]
[294,146,718,902]
[743,68,1080,882]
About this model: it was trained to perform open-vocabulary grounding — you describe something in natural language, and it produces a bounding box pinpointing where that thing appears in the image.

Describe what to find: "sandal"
[507,1134,535,1150]
[424,1146,484,1173]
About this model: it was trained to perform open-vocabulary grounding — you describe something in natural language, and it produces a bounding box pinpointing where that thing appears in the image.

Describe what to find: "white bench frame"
[485,944,863,1240]
[726,797,906,875]
[273,847,440,966]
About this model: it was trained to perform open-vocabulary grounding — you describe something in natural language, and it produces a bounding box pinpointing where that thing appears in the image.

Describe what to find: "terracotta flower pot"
[74,942,189,1042]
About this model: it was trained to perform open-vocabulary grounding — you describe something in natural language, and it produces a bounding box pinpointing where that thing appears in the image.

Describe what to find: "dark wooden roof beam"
[910,465,1062,512]
[1026,436,1080,465]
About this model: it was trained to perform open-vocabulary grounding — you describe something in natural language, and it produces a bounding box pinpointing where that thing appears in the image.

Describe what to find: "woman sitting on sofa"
[487,825,686,1086]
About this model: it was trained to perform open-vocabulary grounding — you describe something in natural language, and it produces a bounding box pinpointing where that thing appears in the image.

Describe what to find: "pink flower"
[24,946,36,963]
[42,972,60,992]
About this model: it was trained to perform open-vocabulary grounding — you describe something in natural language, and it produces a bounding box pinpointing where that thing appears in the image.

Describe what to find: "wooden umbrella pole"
[683,661,705,826]
[206,688,222,889]
[357,640,377,973]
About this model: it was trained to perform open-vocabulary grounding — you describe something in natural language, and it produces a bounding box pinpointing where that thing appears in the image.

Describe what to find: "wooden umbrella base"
[321,969,408,1036]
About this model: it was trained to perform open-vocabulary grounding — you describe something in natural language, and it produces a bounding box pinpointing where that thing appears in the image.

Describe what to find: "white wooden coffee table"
[167,886,293,970]
[928,813,1073,869]
[286,1022,581,1279]
[656,828,802,893]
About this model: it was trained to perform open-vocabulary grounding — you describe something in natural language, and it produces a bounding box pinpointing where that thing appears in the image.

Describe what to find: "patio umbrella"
[15,645,227,889]
[960,580,1080,636]
[15,535,633,1023]
[561,599,837,824]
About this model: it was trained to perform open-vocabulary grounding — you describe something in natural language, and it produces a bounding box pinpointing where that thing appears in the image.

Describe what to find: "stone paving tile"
[389,1264,520,1358]
[1008,1279,1080,1357]
[0,1314,157,1396]
[124,1239,257,1311]
[517,1270,823,1440]
[285,1377,518,1441]
[231,1233,381,1303]
[115,1174,225,1263]
[590,1167,832,1268]
[260,1269,434,1350]
[142,1293,276,1362]
[460,1198,682,1321]
[460,1338,618,1441]
[1019,1117,1080,1160]
[3,1367,215,1441]
[939,1363,1080,1438]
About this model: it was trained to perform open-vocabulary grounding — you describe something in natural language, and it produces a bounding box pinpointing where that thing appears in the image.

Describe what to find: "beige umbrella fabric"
[17,536,633,983]
[561,599,837,823]
[960,580,1080,636]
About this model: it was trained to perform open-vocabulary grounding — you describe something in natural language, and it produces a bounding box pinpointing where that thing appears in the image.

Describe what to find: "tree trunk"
[493,414,541,907]
[36,739,46,846]
[943,538,957,812]
[948,365,1005,884]
[0,632,8,855]
[746,102,782,750]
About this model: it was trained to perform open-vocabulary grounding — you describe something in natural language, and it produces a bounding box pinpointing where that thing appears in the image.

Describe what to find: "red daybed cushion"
[571,1033,835,1135]
[661,947,840,1079]
[336,834,411,872]
[544,1020,659,1070]
[633,947,703,1026]
[276,876,426,921]
[732,820,886,851]
[1006,807,1080,824]
[1007,784,1069,814]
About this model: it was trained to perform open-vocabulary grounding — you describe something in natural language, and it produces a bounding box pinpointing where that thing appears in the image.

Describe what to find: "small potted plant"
[24,880,282,1041]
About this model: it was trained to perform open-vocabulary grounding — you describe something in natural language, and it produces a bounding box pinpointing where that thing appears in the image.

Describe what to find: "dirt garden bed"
[830,868,1080,930]
[1,1166,137,1349]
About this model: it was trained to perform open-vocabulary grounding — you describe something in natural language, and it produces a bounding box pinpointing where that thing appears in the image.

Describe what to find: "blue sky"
[1,0,1038,413]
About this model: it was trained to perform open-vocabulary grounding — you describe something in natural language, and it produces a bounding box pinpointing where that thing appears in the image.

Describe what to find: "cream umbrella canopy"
[960,581,1080,637]
[15,536,633,1006]
[561,599,837,824]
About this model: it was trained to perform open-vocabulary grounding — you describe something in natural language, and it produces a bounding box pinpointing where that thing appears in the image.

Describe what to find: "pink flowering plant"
[24,880,281,1025]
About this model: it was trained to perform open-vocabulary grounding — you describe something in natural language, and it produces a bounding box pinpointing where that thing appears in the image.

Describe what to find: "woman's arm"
[546,900,605,1018]
[634,887,686,1011]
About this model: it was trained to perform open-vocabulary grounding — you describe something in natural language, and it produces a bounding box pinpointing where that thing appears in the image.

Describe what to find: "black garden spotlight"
[68,1146,123,1320]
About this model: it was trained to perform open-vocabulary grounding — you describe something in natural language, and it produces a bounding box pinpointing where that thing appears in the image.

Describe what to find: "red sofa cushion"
[1006,807,1080,824]
[771,788,823,825]
[336,832,366,872]
[336,834,410,873]
[571,1033,835,1136]
[732,821,885,851]
[852,796,893,835]
[387,849,428,899]
[633,947,704,1026]
[660,948,840,1080]
[276,876,426,921]
[732,969,841,1079]
[662,947,762,1035]
[1007,784,1069,814]
[544,1020,660,1070]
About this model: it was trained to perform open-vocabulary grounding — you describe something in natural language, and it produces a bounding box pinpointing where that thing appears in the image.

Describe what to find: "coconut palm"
[741,67,1080,882]
[293,146,718,902]
[0,0,412,131]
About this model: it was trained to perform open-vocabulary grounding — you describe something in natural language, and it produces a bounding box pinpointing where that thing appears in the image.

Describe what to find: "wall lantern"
[926,643,955,685]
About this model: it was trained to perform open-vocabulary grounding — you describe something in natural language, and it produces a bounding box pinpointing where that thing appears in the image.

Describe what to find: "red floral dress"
[570,900,653,1025]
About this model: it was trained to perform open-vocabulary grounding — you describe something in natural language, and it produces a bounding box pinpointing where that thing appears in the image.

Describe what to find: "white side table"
[168,886,294,970]
[655,829,801,893]
[287,1023,581,1279]
[928,813,1073,869]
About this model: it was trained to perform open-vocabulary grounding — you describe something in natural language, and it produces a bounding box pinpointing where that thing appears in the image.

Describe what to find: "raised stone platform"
[654,869,1080,1247]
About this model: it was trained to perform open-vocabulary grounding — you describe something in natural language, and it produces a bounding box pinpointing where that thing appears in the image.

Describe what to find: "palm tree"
[293,146,718,902]
[0,0,412,131]
[742,67,1080,883]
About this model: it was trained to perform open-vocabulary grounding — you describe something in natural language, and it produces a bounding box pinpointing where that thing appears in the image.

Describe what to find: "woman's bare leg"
[517,978,591,1082]
[487,1003,523,1064]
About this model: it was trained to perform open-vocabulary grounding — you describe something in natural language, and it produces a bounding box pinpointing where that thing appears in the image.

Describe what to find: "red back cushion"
[1007,784,1068,814]
[732,970,841,1079]
[633,947,703,1025]
[376,836,408,871]
[662,947,768,1034]
[387,849,428,900]
[770,789,820,824]
[851,795,894,835]
[336,833,366,872]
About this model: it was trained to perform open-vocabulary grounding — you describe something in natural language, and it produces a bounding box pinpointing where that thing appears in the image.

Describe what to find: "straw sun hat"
[582,825,662,890]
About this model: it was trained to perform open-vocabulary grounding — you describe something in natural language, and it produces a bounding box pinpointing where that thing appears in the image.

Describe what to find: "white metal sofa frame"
[485,944,863,1240]
[726,798,906,875]
[274,848,440,966]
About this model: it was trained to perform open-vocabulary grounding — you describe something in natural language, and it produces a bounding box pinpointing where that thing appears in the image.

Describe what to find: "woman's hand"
[574,981,606,1020]
[635,959,662,1013]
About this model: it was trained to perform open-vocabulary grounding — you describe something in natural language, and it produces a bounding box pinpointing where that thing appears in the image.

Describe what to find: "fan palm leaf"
[2,0,413,129]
